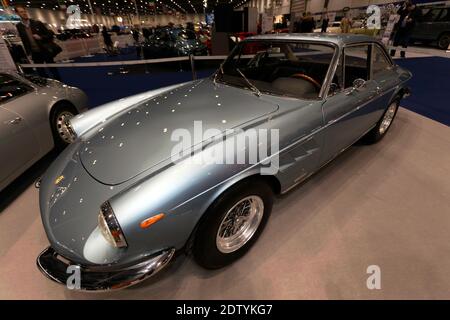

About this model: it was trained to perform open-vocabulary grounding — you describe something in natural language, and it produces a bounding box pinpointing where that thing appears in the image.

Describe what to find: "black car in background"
[142,28,208,59]
[411,6,450,49]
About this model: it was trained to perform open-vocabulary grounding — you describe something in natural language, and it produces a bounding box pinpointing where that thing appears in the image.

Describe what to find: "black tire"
[437,33,450,50]
[362,98,400,144]
[193,178,274,269]
[50,103,78,150]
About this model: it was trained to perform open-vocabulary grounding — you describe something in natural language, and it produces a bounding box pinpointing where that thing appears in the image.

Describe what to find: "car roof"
[244,33,378,47]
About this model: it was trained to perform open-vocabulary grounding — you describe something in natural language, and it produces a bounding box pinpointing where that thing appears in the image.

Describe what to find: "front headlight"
[98,201,128,248]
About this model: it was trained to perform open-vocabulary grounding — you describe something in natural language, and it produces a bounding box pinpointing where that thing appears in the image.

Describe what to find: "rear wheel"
[193,178,273,269]
[363,99,399,144]
[437,33,450,50]
[50,103,77,150]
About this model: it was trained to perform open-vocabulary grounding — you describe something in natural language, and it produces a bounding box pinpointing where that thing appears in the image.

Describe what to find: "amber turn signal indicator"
[140,213,165,229]
[54,175,64,185]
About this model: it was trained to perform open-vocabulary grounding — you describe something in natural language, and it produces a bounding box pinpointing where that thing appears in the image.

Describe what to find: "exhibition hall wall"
[25,7,205,30]
[247,0,450,15]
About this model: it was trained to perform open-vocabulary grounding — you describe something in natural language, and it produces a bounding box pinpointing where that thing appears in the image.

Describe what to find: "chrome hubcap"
[379,103,397,135]
[56,111,74,143]
[216,195,264,254]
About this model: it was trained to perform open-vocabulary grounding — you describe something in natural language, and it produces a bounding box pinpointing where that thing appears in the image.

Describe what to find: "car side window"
[328,52,344,96]
[420,8,442,22]
[372,44,392,78]
[438,8,450,22]
[343,44,370,88]
[0,74,32,104]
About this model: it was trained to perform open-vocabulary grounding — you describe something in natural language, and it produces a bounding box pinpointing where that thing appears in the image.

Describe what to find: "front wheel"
[363,99,399,144]
[193,179,274,269]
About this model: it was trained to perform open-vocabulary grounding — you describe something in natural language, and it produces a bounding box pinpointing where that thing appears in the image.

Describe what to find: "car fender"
[70,81,193,138]
[108,145,279,256]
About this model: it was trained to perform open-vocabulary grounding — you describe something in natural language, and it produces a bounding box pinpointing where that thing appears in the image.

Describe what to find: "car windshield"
[23,74,48,86]
[216,40,336,99]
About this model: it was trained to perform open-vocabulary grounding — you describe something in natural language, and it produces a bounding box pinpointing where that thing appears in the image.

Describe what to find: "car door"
[0,73,40,187]
[412,8,442,42]
[276,99,325,187]
[434,8,450,48]
[270,42,335,187]
[320,43,381,163]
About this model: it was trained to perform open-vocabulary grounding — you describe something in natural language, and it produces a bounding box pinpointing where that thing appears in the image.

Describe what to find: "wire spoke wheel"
[216,195,264,254]
[379,102,397,135]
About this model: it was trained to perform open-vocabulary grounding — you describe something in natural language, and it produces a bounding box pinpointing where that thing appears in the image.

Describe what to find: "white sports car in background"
[0,72,87,191]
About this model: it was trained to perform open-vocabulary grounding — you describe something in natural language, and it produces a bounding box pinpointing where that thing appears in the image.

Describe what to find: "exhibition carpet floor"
[1,108,450,299]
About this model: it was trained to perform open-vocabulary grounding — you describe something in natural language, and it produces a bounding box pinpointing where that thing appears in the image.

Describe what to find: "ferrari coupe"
[36,34,411,290]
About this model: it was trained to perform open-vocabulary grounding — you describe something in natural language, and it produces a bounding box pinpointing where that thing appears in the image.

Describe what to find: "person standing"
[308,13,316,33]
[301,12,315,33]
[390,0,421,58]
[299,12,307,32]
[321,14,329,33]
[340,14,352,33]
[15,5,60,80]
[102,26,114,54]
[132,28,140,44]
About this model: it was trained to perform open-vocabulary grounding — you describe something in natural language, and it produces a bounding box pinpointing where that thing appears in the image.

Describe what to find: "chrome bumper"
[36,246,175,291]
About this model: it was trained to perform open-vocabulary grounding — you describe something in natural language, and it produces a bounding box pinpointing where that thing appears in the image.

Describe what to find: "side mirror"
[353,78,366,89]
[346,78,366,95]
[328,83,339,96]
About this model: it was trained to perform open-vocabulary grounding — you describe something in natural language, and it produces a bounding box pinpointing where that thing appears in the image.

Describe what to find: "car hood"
[79,79,279,185]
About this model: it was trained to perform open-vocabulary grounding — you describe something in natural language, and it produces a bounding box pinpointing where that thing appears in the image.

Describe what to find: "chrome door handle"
[345,87,356,96]
[5,117,23,125]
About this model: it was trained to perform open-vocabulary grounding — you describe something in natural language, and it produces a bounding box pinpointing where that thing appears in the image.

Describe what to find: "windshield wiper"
[236,68,261,97]
[213,63,224,86]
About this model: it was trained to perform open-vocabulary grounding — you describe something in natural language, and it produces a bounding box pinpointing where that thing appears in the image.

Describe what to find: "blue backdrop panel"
[56,56,449,127]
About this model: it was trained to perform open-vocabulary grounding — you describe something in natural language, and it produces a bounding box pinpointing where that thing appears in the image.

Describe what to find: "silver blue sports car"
[36,34,411,290]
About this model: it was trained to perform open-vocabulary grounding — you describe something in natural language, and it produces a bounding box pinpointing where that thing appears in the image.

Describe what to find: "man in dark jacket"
[321,14,329,33]
[300,12,315,33]
[390,0,421,58]
[15,5,60,80]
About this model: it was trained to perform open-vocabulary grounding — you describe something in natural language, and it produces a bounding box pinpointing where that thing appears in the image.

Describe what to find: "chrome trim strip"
[324,41,394,100]
[319,43,341,99]
[322,46,343,99]
[324,87,392,128]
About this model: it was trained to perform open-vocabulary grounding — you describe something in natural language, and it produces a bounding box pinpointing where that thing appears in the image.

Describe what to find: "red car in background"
[197,29,212,54]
